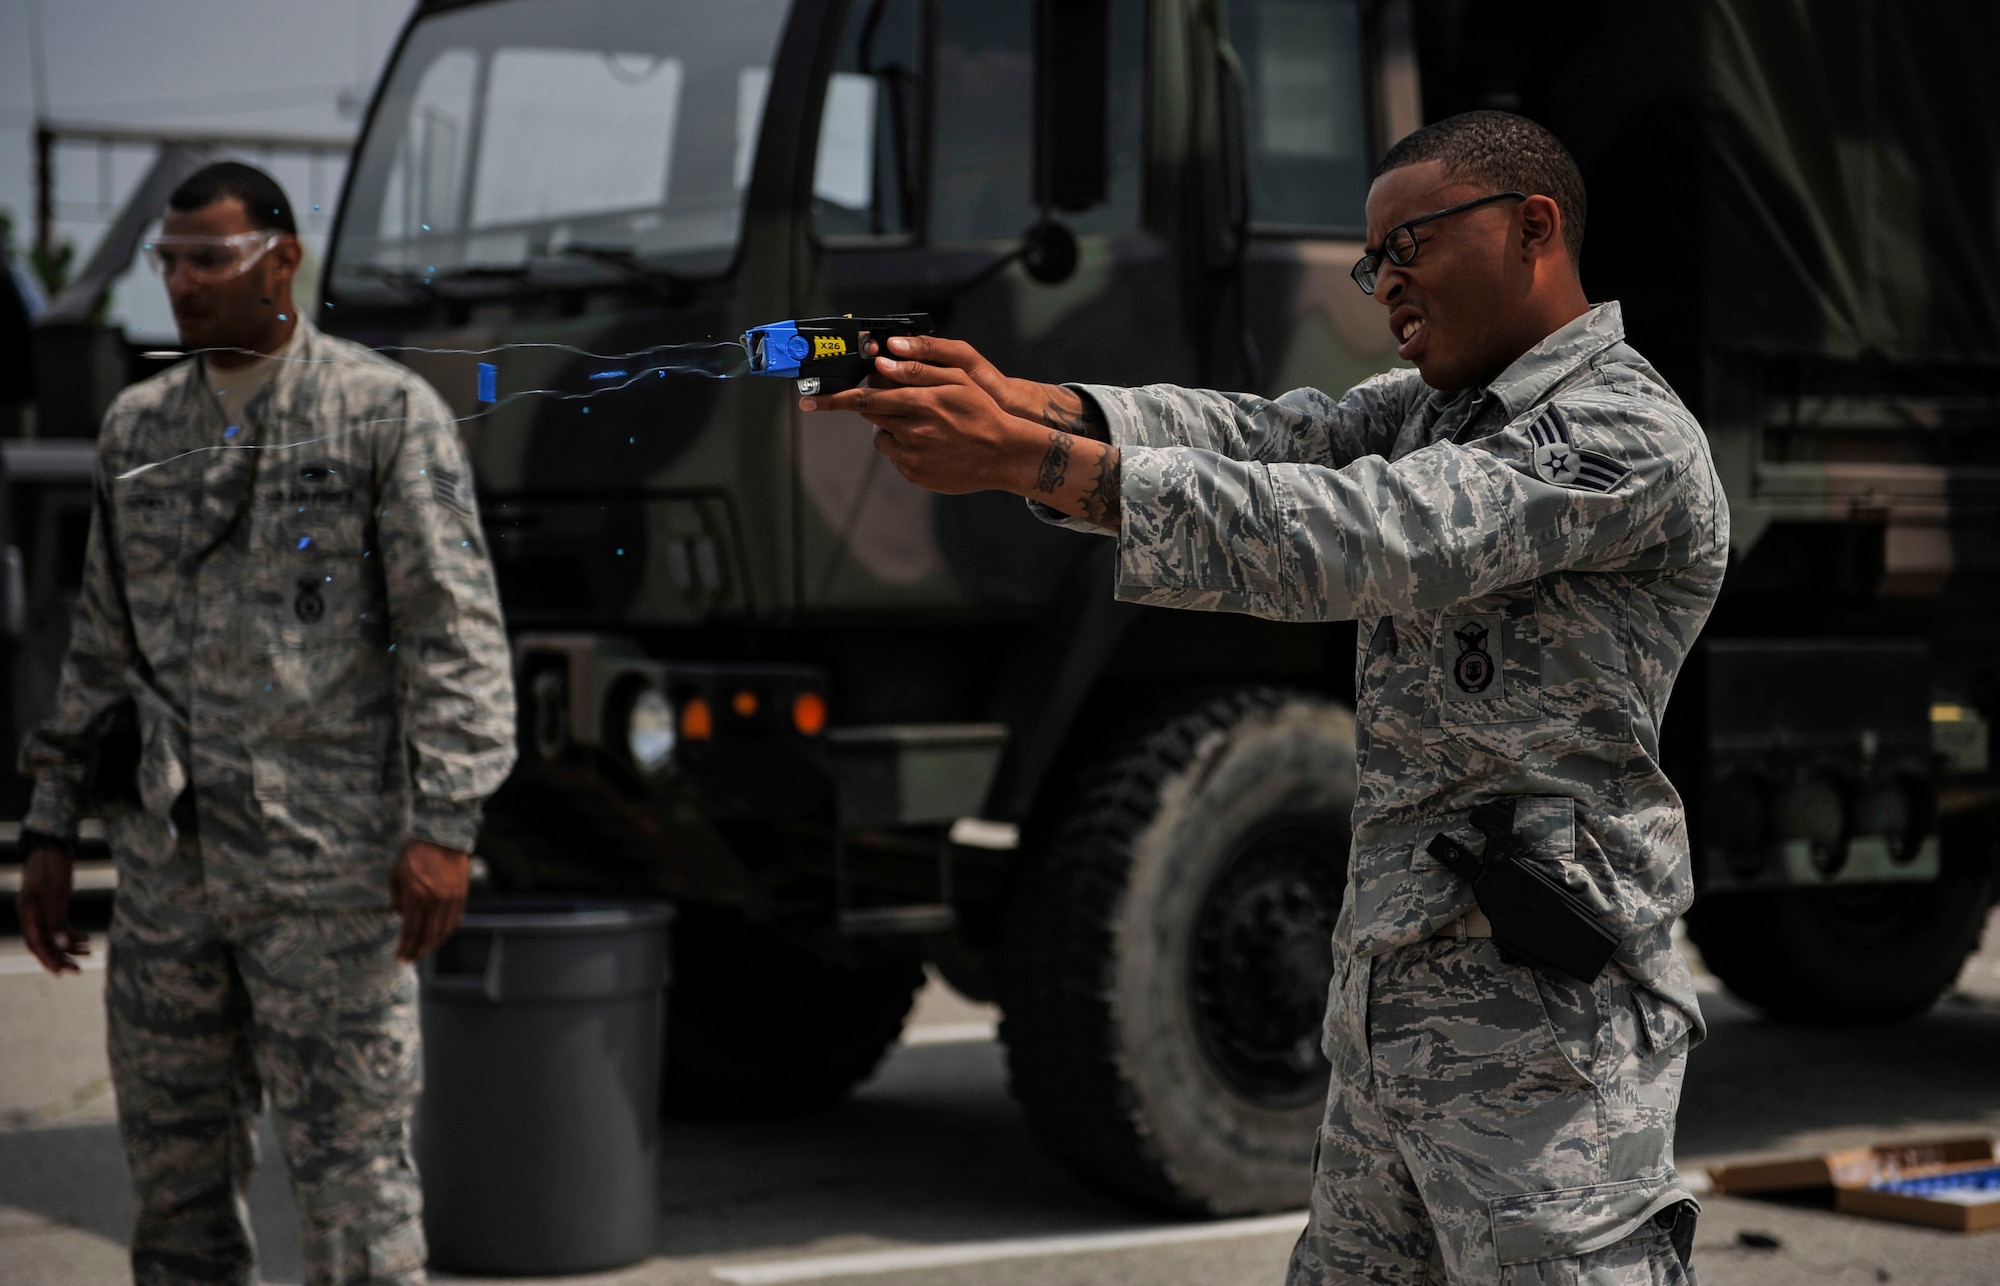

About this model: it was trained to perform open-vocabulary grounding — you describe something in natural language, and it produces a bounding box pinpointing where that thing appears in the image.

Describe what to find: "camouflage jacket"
[20,321,517,912]
[1053,303,1728,1027]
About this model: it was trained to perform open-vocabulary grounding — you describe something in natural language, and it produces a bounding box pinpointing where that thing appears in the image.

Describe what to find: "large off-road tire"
[662,908,923,1117]
[1001,687,1356,1215]
[1686,814,1996,1023]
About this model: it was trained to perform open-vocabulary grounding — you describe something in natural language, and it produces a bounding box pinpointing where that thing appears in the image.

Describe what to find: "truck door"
[1225,0,1407,397]
[795,0,1180,611]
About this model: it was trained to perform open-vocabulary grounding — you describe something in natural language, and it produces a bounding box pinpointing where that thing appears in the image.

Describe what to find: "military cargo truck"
[1429,0,2000,1027]
[8,0,1997,1215]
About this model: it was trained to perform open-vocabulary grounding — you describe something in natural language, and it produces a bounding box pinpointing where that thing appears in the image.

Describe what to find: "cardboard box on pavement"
[1837,1163,2000,1233]
[1708,1137,1995,1195]
[1707,1137,2000,1233]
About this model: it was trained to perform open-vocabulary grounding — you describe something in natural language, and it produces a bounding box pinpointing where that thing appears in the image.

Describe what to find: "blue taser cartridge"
[743,313,933,395]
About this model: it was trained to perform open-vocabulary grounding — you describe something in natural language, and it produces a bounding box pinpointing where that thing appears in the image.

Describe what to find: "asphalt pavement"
[3,895,1997,1286]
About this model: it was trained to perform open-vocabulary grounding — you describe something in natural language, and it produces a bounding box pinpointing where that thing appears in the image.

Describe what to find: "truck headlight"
[1772,771,1846,875]
[625,687,676,774]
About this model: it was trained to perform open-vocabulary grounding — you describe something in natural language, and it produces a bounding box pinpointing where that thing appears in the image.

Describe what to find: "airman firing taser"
[743,313,933,395]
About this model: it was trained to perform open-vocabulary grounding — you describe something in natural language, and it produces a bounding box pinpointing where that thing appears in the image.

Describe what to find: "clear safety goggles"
[141,230,286,283]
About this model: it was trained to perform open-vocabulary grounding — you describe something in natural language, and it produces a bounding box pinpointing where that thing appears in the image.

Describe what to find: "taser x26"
[743,314,934,394]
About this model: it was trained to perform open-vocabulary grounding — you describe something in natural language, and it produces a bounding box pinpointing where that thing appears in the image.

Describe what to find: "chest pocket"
[111,476,187,578]
[248,444,384,648]
[1433,586,1543,726]
[257,448,373,557]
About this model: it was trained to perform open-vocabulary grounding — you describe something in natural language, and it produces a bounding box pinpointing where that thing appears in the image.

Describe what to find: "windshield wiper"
[338,249,697,303]
[557,244,697,299]
[337,264,450,301]
[338,263,554,302]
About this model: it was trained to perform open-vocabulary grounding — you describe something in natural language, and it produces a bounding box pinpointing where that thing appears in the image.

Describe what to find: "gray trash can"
[416,899,673,1276]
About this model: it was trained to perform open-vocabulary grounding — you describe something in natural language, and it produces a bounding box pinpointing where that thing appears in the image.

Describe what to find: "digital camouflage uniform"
[1044,303,1726,1283]
[20,321,517,1285]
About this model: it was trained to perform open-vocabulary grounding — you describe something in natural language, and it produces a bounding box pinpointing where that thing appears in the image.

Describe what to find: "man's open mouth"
[1395,313,1427,359]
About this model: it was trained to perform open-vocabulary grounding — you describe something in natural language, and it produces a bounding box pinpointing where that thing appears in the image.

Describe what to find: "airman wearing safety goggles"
[139,199,302,364]
[140,228,286,283]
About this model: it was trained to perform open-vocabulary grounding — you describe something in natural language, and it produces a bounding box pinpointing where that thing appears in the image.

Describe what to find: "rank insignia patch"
[431,466,468,515]
[1527,405,1631,492]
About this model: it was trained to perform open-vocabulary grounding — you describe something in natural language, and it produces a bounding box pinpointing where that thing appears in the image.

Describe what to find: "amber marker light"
[792,692,828,736]
[732,689,759,719]
[680,695,714,741]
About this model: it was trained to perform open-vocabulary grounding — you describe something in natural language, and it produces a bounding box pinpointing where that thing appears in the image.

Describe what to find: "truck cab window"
[931,0,1145,243]
[931,5,1035,242]
[1228,0,1370,232]
[376,49,477,243]
[813,0,922,239]
[331,0,790,290]
[472,49,684,240]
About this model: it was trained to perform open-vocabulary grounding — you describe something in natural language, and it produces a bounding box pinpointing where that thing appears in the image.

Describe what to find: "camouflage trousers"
[106,821,426,1286]
[1288,936,1699,1285]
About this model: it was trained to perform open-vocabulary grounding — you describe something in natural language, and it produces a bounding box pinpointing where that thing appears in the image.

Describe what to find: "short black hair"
[167,161,297,236]
[1377,111,1586,264]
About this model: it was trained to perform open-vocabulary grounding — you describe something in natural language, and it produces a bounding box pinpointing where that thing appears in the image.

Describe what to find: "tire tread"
[1000,686,1307,1212]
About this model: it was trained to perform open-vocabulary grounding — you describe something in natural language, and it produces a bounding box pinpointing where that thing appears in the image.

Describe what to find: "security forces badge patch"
[1527,404,1632,492]
[294,576,325,624]
[1442,612,1505,702]
[1454,620,1495,693]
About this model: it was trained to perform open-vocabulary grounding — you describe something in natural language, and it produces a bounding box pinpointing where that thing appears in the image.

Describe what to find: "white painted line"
[948,817,1019,851]
[0,859,119,894]
[709,1211,1307,1283]
[0,953,105,976]
[899,1021,996,1046]
[0,819,107,844]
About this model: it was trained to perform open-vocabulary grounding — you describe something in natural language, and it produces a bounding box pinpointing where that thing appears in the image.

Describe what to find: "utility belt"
[1435,906,1494,938]
[1425,799,1619,983]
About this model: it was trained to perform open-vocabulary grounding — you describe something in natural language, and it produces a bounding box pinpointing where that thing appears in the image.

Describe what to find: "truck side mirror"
[3,546,22,638]
[1020,220,1079,285]
[1034,0,1112,214]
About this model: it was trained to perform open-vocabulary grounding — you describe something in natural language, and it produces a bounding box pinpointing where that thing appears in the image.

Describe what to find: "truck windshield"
[331,0,790,291]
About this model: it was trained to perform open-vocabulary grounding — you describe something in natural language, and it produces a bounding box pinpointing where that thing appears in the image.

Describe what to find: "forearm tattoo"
[1034,430,1072,495]
[1082,445,1121,530]
[1041,390,1109,441]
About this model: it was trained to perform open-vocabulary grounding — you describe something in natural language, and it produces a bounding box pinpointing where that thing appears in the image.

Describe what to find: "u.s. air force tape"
[1526,404,1632,492]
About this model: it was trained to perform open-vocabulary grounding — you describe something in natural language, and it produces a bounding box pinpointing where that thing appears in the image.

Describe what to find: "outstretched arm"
[802,353,1124,530]
[849,334,1405,468]
[879,335,1109,442]
[801,335,1424,532]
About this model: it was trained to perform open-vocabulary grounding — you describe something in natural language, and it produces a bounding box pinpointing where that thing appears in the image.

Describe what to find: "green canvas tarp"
[1413,0,2000,372]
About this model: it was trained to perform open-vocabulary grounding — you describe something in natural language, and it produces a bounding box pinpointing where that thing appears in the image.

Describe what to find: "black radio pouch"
[1424,800,1619,983]
[83,697,143,810]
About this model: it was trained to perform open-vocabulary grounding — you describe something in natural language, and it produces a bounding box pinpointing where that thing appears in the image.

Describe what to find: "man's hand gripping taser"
[743,313,934,395]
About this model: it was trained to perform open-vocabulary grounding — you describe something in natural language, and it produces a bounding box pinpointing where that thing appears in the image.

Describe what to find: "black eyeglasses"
[1350,191,1527,295]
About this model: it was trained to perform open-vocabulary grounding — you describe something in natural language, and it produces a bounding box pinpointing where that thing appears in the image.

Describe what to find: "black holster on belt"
[1425,800,1619,983]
